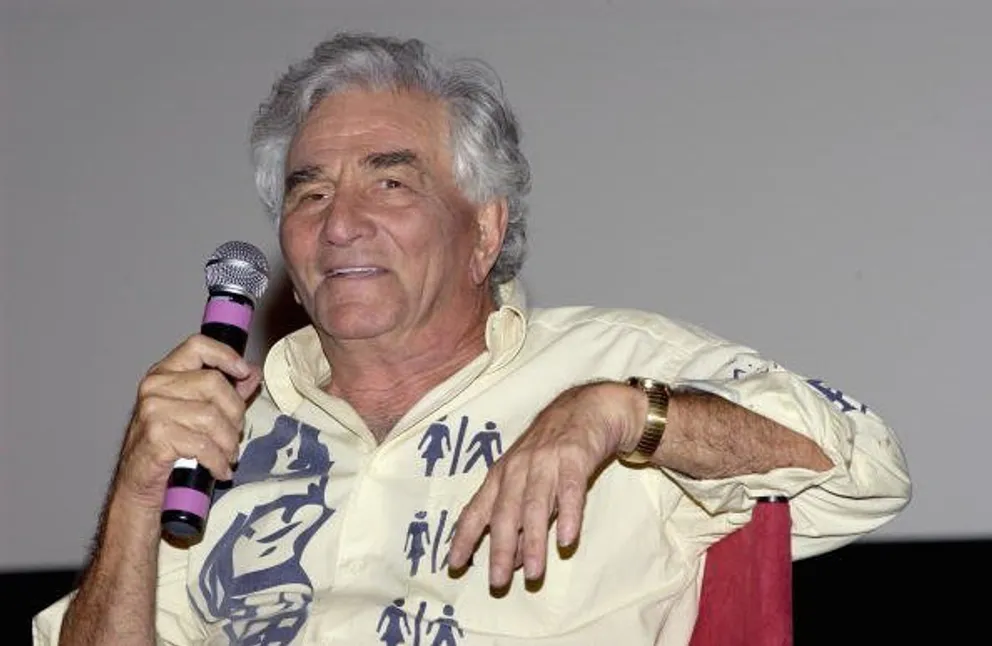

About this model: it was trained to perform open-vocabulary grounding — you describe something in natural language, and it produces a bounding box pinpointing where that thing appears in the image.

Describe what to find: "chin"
[304,281,398,339]
[317,304,399,341]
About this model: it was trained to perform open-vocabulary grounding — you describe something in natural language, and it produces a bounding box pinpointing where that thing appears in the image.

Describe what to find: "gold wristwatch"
[618,376,671,465]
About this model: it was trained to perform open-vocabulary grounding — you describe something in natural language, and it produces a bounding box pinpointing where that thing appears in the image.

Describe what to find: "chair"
[689,497,793,646]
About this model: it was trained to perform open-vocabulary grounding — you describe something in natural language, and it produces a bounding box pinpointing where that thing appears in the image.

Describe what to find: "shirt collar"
[262,279,529,414]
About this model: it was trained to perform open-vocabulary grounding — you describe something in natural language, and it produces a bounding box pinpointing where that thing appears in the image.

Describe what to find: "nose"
[320,182,374,246]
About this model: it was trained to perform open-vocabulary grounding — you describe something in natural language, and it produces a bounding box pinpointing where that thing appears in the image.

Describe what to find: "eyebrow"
[362,149,420,170]
[284,165,323,196]
[284,149,423,196]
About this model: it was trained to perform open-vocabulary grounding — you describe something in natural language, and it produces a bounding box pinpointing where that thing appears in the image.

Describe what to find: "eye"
[380,178,404,190]
[303,191,329,202]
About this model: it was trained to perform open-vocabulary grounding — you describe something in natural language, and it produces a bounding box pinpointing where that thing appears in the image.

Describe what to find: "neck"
[320,294,496,442]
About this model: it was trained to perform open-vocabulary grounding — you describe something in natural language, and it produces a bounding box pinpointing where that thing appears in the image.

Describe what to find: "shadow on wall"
[258,269,311,351]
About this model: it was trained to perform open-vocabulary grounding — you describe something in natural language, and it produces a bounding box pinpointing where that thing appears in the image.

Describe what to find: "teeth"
[332,267,379,277]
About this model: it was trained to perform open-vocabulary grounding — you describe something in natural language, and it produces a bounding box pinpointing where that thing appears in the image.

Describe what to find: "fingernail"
[234,360,251,377]
[524,558,539,579]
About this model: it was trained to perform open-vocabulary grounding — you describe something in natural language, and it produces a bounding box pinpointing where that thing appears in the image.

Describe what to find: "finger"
[488,463,529,588]
[151,333,252,380]
[167,423,236,481]
[521,453,557,580]
[182,399,244,463]
[513,533,525,570]
[140,369,247,432]
[138,395,242,465]
[233,365,263,401]
[555,459,590,548]
[138,405,235,481]
[448,472,501,570]
[186,369,248,429]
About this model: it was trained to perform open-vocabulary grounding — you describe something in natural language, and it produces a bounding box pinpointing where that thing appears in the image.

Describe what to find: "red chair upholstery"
[689,497,793,646]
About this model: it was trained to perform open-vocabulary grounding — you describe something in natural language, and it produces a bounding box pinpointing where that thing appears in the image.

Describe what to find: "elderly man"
[35,33,910,645]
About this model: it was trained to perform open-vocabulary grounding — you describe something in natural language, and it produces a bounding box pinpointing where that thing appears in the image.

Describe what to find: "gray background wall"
[2,0,989,571]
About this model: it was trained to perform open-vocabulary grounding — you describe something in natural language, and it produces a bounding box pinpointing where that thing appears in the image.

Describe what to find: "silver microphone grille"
[204,240,270,304]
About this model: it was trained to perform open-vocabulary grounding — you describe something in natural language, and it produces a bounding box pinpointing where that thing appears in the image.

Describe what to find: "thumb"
[233,365,263,400]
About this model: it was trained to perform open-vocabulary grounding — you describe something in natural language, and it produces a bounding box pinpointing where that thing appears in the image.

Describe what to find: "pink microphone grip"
[202,298,253,331]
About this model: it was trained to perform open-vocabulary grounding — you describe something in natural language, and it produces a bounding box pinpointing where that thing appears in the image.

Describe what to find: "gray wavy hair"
[250,32,531,288]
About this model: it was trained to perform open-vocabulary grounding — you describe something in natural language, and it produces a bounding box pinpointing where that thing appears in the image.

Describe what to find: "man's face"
[280,88,502,347]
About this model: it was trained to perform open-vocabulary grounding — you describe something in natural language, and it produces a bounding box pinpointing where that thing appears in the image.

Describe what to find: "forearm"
[59,492,161,646]
[626,386,834,479]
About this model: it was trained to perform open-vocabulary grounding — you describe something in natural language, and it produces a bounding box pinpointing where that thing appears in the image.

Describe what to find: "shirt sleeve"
[32,540,206,645]
[660,340,912,560]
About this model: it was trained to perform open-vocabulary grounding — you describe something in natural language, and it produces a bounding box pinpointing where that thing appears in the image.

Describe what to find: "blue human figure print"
[405,511,432,576]
[377,598,412,645]
[728,357,776,381]
[197,415,334,645]
[439,520,458,570]
[807,379,869,414]
[462,421,503,473]
[426,604,464,646]
[418,417,452,476]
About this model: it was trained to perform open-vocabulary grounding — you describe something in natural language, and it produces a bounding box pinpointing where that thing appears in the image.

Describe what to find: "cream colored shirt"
[34,283,911,645]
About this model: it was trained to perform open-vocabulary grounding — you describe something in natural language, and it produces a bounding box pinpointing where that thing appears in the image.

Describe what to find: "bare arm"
[54,335,260,646]
[623,385,834,478]
[58,491,161,646]
[450,380,849,587]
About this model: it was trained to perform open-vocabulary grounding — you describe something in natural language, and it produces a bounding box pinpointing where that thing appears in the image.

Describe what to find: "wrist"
[617,377,672,465]
[105,488,166,541]
[618,383,650,454]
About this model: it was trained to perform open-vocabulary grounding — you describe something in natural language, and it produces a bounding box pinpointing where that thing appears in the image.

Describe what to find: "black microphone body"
[160,242,269,543]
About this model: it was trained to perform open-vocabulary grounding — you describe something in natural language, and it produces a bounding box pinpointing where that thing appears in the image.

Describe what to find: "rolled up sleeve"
[662,342,912,559]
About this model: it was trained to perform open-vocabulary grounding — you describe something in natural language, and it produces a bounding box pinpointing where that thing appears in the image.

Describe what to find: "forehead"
[288,88,452,168]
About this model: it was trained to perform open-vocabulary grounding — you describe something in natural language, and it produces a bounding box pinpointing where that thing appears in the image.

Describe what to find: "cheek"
[279,224,322,301]
[409,199,476,257]
[379,208,439,262]
[280,219,315,268]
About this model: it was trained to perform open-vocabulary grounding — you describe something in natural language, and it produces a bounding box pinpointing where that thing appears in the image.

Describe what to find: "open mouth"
[327,267,385,278]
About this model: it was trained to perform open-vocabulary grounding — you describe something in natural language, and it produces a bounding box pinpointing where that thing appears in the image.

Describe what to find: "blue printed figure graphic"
[729,358,776,380]
[438,518,458,571]
[418,417,452,476]
[807,379,869,414]
[405,511,432,576]
[462,421,503,473]
[426,604,464,646]
[216,415,332,493]
[377,598,412,645]
[197,415,334,645]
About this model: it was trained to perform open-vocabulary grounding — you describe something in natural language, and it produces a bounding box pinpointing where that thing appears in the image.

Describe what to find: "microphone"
[160,240,270,542]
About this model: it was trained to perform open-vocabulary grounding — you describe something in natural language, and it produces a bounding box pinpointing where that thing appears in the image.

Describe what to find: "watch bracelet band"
[619,376,671,465]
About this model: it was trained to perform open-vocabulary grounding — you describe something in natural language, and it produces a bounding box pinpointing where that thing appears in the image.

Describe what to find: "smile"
[327,267,386,278]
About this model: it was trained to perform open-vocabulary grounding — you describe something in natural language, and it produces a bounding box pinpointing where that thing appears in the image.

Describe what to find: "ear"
[469,198,509,286]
